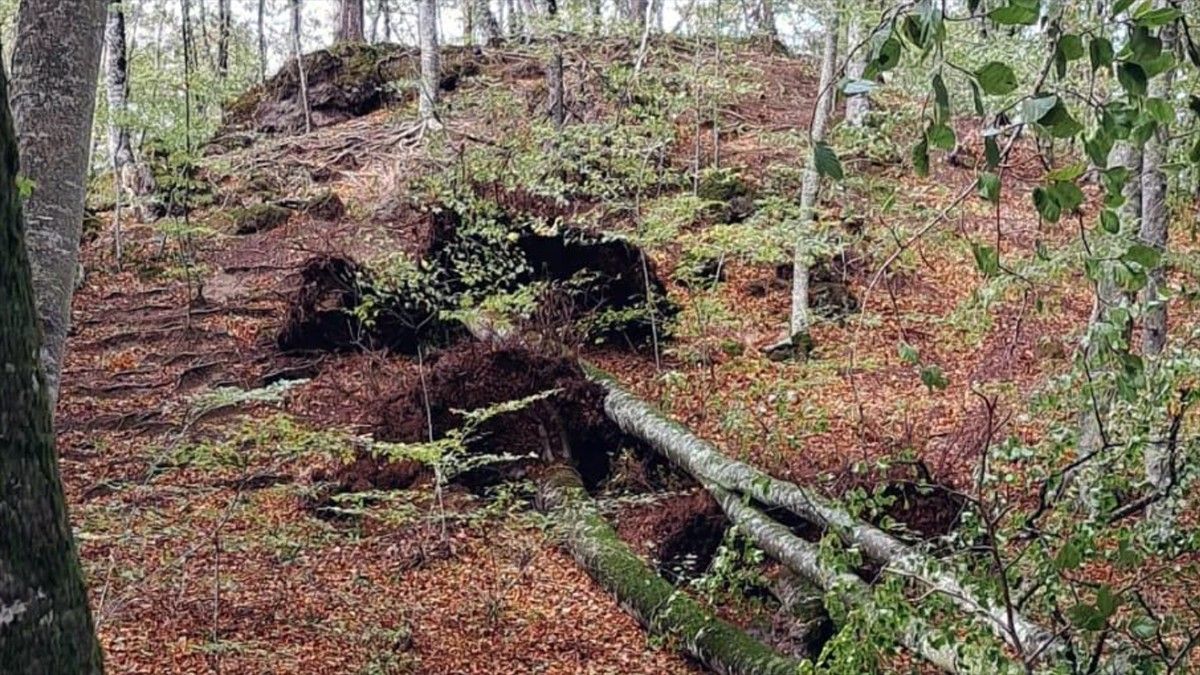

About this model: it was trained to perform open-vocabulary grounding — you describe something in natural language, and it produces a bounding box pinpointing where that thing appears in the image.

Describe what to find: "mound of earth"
[316,343,644,501]
[217,43,481,137]
[276,255,462,354]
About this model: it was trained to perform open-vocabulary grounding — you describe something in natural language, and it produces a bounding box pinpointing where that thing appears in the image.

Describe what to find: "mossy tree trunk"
[539,466,807,675]
[586,368,1065,666]
[0,59,104,675]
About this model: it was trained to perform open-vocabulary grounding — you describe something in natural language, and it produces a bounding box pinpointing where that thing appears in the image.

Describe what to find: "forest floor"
[61,37,1200,673]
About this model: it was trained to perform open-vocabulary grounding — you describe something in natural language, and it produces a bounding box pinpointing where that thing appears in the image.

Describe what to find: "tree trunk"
[11,0,107,409]
[788,9,839,346]
[476,0,503,44]
[105,0,133,172]
[258,0,267,81]
[216,0,231,78]
[336,0,366,43]
[844,11,870,126]
[538,465,807,675]
[1139,5,1176,533]
[586,367,1065,664]
[0,51,104,675]
[290,0,312,133]
[710,484,986,672]
[418,0,441,127]
[755,0,778,40]
[546,0,564,128]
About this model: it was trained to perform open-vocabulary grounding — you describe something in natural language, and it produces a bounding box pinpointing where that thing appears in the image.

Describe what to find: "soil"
[617,491,730,581]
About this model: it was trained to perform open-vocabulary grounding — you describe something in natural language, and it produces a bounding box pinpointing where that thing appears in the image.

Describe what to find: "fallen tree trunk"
[586,367,1062,665]
[538,465,808,675]
[711,484,1012,673]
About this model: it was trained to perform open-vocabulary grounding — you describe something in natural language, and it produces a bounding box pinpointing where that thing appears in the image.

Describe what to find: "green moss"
[230,203,291,235]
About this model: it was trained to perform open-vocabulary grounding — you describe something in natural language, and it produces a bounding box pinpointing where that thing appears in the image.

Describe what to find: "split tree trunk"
[0,53,104,675]
[538,465,807,675]
[11,0,107,409]
[586,368,1064,665]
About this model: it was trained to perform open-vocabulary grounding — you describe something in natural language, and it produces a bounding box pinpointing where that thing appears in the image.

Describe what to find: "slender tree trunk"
[291,0,312,132]
[755,0,778,40]
[258,0,267,81]
[418,0,441,127]
[216,0,231,78]
[788,8,839,348]
[476,0,502,44]
[546,0,564,128]
[844,10,871,126]
[105,0,133,172]
[0,36,105,675]
[336,0,366,42]
[382,0,392,41]
[1140,7,1176,534]
[11,0,107,409]
[506,0,521,37]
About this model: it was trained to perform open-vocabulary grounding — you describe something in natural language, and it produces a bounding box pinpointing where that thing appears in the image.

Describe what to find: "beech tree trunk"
[105,0,133,173]
[0,54,104,675]
[788,9,838,347]
[586,368,1066,665]
[258,0,267,81]
[418,0,441,126]
[336,0,366,43]
[539,466,807,675]
[844,11,871,126]
[11,0,107,409]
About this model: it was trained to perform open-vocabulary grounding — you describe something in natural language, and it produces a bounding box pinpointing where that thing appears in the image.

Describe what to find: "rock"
[230,203,292,235]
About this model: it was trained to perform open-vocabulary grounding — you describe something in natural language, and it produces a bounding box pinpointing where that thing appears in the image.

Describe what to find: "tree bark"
[258,0,267,81]
[844,11,870,126]
[418,0,441,127]
[788,8,839,346]
[476,0,503,45]
[11,0,107,409]
[216,0,231,78]
[105,0,133,172]
[755,0,778,40]
[586,367,1065,664]
[290,0,312,133]
[546,0,564,128]
[539,465,807,675]
[336,0,366,43]
[0,54,104,675]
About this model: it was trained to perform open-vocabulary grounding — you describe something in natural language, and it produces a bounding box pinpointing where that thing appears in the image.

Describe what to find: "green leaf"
[1021,95,1058,124]
[932,73,950,121]
[989,4,1038,25]
[972,243,1000,277]
[1050,180,1084,213]
[1059,34,1085,60]
[1129,617,1157,639]
[1069,603,1107,631]
[1055,542,1082,570]
[1144,97,1174,125]
[1112,0,1135,15]
[875,37,902,72]
[1133,6,1181,27]
[1039,102,1084,139]
[898,342,920,365]
[1096,586,1120,619]
[1117,62,1148,96]
[984,137,1000,169]
[920,365,949,391]
[977,172,1001,204]
[976,61,1018,95]
[1033,187,1062,222]
[912,138,930,176]
[1089,37,1115,71]
[1122,243,1161,269]
[969,81,985,116]
[1130,27,1162,62]
[1100,209,1120,233]
[813,143,844,180]
[1046,162,1086,181]
[926,123,956,150]
[1189,138,1200,165]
